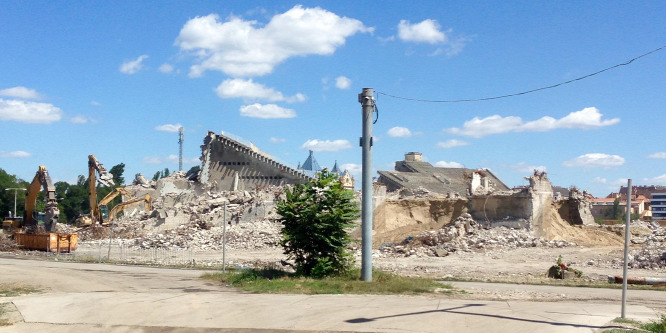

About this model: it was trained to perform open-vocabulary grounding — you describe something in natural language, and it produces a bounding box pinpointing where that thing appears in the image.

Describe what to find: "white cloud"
[436,139,469,148]
[0,99,63,123]
[269,137,286,143]
[0,86,44,100]
[155,123,183,132]
[91,101,101,106]
[240,103,296,119]
[143,154,199,164]
[341,163,362,175]
[592,177,607,184]
[175,6,372,77]
[563,153,625,168]
[0,151,31,158]
[387,126,412,138]
[119,55,149,74]
[335,76,351,90]
[215,78,305,103]
[446,107,619,138]
[435,160,464,168]
[142,156,162,164]
[643,174,666,185]
[301,139,352,152]
[159,63,174,73]
[648,152,666,159]
[70,115,89,124]
[397,19,446,44]
[509,162,547,173]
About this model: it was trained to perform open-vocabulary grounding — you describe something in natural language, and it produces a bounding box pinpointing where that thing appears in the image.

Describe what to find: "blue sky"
[1,1,664,197]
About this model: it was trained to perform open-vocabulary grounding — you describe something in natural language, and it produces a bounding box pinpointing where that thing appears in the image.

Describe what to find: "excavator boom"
[23,166,59,233]
[88,155,115,223]
[108,194,151,222]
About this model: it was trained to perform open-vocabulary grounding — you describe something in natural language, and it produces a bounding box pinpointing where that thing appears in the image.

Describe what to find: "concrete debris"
[628,221,665,269]
[379,213,576,258]
[0,233,19,251]
[133,173,150,186]
[398,186,445,200]
[66,172,288,250]
[135,220,282,250]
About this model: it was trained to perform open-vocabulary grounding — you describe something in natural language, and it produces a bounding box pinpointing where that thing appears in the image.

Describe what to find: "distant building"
[298,152,355,190]
[652,193,666,220]
[376,152,510,197]
[613,185,666,200]
[590,194,651,220]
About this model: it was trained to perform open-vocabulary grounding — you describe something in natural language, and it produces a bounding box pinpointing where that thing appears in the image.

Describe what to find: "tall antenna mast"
[178,126,184,172]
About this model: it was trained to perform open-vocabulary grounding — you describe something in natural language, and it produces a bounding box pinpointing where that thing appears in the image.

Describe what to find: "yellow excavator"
[76,155,151,226]
[23,166,60,233]
[88,154,116,222]
[2,166,59,234]
[107,193,151,222]
[77,187,151,226]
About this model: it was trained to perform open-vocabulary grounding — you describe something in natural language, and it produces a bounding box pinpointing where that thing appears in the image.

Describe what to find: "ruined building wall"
[467,194,533,222]
[467,171,554,233]
[369,198,468,246]
[200,132,311,191]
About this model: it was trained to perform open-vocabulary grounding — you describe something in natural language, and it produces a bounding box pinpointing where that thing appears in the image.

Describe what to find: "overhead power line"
[377,45,665,103]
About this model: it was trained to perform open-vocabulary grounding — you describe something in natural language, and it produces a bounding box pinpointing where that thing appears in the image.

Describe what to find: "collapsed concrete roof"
[200,131,312,191]
[377,153,510,197]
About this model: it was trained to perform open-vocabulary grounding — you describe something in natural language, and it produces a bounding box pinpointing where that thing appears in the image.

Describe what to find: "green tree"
[162,168,170,178]
[55,177,89,223]
[152,171,161,181]
[612,198,620,220]
[0,168,28,217]
[109,163,125,186]
[276,170,359,278]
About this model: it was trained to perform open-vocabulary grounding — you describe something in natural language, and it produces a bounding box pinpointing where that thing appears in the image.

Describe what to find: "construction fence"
[49,243,196,265]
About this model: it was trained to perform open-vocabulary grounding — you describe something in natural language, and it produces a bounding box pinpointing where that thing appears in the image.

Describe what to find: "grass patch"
[202,267,455,295]
[606,315,666,332]
[0,284,39,297]
[0,304,7,326]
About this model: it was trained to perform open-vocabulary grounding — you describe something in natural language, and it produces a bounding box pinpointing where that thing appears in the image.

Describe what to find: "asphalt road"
[0,257,661,333]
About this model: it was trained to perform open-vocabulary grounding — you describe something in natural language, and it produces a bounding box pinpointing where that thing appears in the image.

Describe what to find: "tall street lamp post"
[5,188,26,217]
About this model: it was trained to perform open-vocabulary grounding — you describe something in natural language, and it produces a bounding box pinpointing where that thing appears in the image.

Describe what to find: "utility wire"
[377,45,665,103]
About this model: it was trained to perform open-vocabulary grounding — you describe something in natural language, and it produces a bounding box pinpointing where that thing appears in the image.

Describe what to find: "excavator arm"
[98,187,133,207]
[88,155,115,223]
[108,194,151,222]
[23,166,59,233]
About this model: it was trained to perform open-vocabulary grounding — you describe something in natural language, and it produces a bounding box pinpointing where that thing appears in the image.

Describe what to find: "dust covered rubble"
[608,220,666,270]
[377,213,576,258]
[130,182,286,250]
[126,183,285,250]
[69,172,288,250]
[135,220,283,250]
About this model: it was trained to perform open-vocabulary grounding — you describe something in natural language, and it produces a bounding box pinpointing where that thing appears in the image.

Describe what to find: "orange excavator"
[10,166,77,253]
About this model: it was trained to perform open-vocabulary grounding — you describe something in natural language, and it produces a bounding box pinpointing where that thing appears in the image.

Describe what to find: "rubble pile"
[628,221,665,269]
[135,220,283,250]
[146,180,285,226]
[0,233,19,251]
[380,213,576,257]
[64,172,289,249]
[398,186,446,199]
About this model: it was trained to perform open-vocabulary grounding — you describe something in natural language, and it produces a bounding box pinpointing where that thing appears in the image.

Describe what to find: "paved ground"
[0,257,662,333]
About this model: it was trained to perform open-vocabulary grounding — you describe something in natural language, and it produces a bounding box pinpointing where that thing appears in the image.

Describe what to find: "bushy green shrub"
[276,170,359,278]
